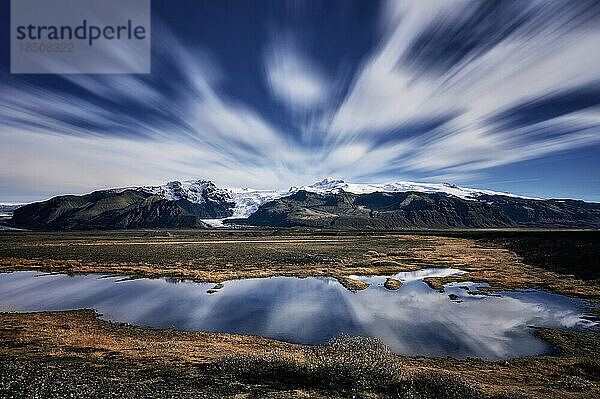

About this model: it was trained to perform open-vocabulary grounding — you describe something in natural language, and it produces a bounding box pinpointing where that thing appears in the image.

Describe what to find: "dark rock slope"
[8,190,210,230]
[476,195,600,228]
[243,191,600,229]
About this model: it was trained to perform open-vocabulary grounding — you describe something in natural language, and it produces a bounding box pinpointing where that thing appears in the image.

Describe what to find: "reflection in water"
[0,268,595,359]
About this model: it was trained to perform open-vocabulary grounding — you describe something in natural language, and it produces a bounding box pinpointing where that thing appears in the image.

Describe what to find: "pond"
[0,268,596,359]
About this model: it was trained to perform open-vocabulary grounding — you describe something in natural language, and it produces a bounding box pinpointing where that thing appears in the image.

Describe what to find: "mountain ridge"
[8,190,210,230]
[5,178,600,230]
[236,190,600,229]
[119,177,541,219]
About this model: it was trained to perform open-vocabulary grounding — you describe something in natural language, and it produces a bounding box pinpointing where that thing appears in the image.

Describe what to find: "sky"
[1,0,600,203]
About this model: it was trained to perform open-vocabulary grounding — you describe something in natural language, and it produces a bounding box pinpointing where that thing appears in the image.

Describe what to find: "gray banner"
[11,0,150,74]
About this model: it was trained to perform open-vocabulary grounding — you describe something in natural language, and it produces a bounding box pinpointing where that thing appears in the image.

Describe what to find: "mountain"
[135,180,291,218]
[475,195,600,228]
[241,190,514,229]
[5,178,600,230]
[8,190,210,230]
[137,180,236,218]
[240,190,600,229]
[121,177,534,219]
[109,179,287,218]
[292,177,535,201]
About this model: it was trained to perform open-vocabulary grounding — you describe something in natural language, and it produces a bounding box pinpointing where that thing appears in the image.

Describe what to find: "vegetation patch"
[213,336,490,398]
[384,277,403,290]
[336,276,369,291]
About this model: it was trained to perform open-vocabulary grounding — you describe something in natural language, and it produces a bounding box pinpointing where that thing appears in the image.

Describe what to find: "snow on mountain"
[140,180,209,202]
[298,177,534,201]
[138,180,235,205]
[0,203,26,217]
[126,177,535,219]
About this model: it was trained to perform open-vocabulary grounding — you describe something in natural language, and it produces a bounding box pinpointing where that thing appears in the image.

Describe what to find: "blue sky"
[1,0,600,202]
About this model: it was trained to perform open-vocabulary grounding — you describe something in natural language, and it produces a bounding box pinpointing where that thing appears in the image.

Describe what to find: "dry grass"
[0,231,436,283]
[384,278,403,290]
[335,276,370,291]
[1,310,599,398]
[415,237,600,300]
[1,231,598,303]
[0,309,303,365]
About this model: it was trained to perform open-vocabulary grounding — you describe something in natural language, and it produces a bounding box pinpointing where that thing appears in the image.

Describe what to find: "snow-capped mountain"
[129,177,534,219]
[135,180,283,218]
[8,178,600,230]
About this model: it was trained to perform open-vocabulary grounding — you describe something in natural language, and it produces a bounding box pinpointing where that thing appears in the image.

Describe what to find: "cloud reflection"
[0,269,595,360]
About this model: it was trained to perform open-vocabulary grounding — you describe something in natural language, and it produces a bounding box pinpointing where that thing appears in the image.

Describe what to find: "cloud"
[0,29,368,196]
[264,36,329,110]
[404,109,600,173]
[0,31,317,196]
[488,84,600,130]
[1,2,600,201]
[326,0,600,177]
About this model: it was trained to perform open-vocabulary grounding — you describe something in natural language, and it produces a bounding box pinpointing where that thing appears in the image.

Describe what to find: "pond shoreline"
[0,268,595,360]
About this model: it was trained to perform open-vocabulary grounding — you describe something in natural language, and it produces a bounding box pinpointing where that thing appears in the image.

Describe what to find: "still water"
[0,268,595,359]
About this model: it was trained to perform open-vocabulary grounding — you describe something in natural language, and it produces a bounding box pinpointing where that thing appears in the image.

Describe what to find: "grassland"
[0,229,599,398]
[1,229,598,299]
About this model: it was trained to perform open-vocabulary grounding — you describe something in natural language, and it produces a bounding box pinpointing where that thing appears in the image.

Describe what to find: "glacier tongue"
[227,187,290,218]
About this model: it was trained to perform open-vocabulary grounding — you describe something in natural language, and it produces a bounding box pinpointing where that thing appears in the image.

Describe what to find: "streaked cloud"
[264,35,329,111]
[326,0,600,178]
[0,0,599,201]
